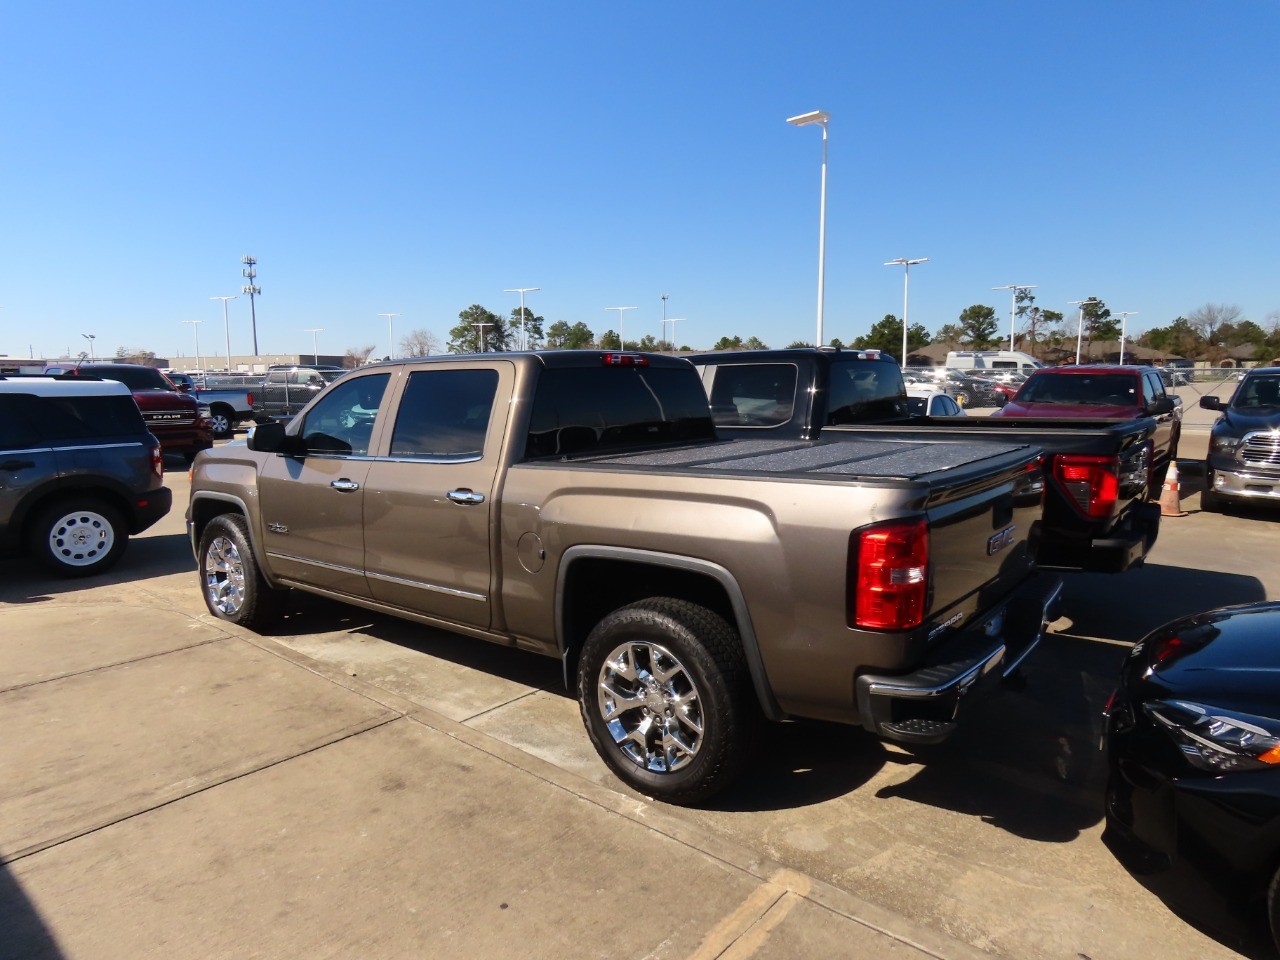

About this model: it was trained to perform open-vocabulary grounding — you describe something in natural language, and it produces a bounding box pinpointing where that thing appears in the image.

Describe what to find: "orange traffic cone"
[1159,460,1188,517]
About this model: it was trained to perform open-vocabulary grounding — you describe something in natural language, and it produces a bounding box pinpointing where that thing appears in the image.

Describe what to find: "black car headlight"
[1145,700,1280,773]
[1209,433,1243,455]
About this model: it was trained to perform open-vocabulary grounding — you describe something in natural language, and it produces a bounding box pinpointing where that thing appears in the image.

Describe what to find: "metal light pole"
[992,284,1037,352]
[660,294,669,349]
[605,306,638,351]
[304,328,324,365]
[787,110,830,347]
[503,287,540,351]
[471,321,493,352]
[81,333,96,361]
[668,319,686,351]
[884,258,928,367]
[1067,299,1090,365]
[1115,312,1138,365]
[181,320,204,373]
[240,256,261,355]
[377,313,401,360]
[210,296,237,372]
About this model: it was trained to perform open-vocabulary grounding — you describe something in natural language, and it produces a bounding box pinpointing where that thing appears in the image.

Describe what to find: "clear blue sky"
[3,2,1278,361]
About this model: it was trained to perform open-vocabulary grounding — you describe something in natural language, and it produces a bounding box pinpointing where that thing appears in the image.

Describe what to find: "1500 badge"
[987,525,1017,556]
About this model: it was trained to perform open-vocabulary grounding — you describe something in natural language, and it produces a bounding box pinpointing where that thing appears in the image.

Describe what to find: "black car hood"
[1219,408,1280,435]
[1130,602,1280,719]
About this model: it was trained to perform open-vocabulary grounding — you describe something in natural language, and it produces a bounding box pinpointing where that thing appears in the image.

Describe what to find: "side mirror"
[247,421,302,454]
[1199,395,1222,411]
[175,382,192,394]
[1148,397,1175,415]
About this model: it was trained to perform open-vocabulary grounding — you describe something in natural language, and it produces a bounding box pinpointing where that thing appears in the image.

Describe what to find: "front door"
[362,362,512,629]
[258,371,393,597]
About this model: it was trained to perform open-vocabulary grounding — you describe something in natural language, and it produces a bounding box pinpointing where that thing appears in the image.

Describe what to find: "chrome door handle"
[447,489,486,505]
[330,479,361,492]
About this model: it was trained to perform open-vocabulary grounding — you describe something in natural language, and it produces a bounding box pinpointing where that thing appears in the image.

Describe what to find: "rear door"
[362,361,513,629]
[0,393,59,539]
[257,371,393,596]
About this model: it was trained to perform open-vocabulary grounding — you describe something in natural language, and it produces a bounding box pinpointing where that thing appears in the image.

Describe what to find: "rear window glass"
[83,366,173,391]
[0,394,145,447]
[1017,373,1136,405]
[705,363,797,427]
[525,366,714,458]
[825,362,907,424]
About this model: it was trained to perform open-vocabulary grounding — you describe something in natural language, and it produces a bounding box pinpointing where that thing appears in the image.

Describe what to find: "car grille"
[1241,431,1280,466]
[145,409,196,426]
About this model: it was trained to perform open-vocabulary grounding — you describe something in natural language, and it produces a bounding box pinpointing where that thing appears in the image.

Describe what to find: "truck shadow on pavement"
[0,533,196,605]
[0,861,64,960]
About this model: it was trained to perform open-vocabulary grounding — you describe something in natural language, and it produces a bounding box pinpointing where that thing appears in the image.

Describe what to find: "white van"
[945,350,1044,376]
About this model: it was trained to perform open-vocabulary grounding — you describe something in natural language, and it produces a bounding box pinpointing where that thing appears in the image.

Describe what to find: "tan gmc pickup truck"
[188,351,1061,804]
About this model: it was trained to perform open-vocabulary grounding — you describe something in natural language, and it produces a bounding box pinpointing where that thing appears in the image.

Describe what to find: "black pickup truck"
[689,348,1161,573]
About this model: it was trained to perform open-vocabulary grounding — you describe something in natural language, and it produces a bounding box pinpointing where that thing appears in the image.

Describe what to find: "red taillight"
[246,391,254,406]
[602,353,649,366]
[150,446,164,480]
[850,518,929,630]
[1052,454,1119,519]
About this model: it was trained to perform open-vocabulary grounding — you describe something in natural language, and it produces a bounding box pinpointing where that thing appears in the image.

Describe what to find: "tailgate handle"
[447,489,486,505]
[330,479,361,492]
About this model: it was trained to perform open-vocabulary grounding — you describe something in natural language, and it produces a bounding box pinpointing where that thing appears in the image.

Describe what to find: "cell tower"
[241,255,262,354]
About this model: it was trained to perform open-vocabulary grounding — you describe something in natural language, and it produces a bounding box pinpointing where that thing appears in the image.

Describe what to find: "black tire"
[1199,486,1224,514]
[28,498,128,577]
[576,598,758,805]
[1269,863,1280,957]
[197,513,287,630]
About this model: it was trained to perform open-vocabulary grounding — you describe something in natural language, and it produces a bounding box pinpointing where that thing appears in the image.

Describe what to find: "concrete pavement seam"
[0,635,229,695]
[2,713,402,865]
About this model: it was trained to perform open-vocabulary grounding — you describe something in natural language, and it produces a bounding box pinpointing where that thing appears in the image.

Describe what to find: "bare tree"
[399,329,440,358]
[343,344,376,369]
[1188,304,1243,346]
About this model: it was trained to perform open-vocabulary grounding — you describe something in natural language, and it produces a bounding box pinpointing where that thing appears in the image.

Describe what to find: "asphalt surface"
[3,405,1278,960]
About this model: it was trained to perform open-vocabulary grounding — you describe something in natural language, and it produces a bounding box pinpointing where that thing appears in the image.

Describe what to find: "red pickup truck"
[994,365,1182,484]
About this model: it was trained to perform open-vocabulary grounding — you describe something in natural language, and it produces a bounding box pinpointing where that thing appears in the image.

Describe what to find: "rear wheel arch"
[555,547,783,721]
[19,482,135,542]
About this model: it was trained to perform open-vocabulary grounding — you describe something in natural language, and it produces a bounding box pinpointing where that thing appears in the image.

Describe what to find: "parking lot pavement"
[0,470,992,960]
[2,448,1278,960]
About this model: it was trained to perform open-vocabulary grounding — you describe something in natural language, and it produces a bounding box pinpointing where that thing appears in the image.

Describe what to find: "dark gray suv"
[0,376,173,576]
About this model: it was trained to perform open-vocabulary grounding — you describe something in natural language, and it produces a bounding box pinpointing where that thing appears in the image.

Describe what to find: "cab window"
[299,373,390,455]
[389,369,499,460]
[704,363,797,427]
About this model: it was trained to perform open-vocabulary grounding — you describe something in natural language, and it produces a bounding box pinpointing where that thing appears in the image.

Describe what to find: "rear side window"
[704,363,797,427]
[525,366,715,458]
[0,393,145,448]
[390,370,499,460]
[826,362,907,424]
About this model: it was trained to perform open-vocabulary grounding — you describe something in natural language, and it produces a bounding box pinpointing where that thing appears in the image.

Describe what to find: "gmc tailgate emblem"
[988,525,1017,556]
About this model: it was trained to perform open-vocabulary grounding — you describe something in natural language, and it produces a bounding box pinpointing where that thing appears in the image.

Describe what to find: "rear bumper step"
[855,574,1063,744]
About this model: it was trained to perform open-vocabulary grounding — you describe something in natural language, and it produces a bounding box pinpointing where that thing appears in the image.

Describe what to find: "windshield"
[1015,372,1137,406]
[1231,374,1280,411]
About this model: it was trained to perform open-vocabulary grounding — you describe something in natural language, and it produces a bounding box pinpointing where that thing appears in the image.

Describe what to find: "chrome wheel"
[47,509,115,568]
[597,640,704,773]
[209,411,232,436]
[204,535,247,615]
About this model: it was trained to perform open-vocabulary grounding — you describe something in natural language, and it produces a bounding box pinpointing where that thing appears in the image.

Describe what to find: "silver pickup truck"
[187,352,1061,804]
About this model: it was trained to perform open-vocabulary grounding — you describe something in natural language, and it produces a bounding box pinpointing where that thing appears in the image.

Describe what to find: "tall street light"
[503,287,540,351]
[1067,299,1093,365]
[668,319,686,352]
[81,333,96,361]
[884,258,928,367]
[471,321,493,352]
[605,306,638,351]
[992,283,1037,352]
[660,294,669,348]
[181,320,204,373]
[1115,312,1138,365]
[210,295,237,373]
[787,110,830,347]
[304,328,324,365]
[377,313,401,360]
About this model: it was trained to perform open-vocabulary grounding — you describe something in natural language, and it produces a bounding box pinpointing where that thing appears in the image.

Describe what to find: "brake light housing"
[150,445,164,480]
[1052,454,1119,519]
[602,353,649,367]
[849,518,929,631]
